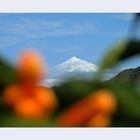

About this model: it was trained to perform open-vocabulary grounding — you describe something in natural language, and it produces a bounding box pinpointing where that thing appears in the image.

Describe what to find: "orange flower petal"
[3,85,23,106]
[57,89,117,127]
[92,89,117,114]
[87,113,111,127]
[56,95,98,127]
[34,87,58,112]
[17,50,46,82]
[14,98,45,119]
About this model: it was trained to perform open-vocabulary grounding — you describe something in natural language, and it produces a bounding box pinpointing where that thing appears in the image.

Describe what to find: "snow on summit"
[54,56,99,72]
[41,57,99,87]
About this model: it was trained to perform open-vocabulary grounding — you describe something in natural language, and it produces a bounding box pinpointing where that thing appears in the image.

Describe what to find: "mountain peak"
[54,57,99,72]
[70,56,81,60]
[67,56,83,63]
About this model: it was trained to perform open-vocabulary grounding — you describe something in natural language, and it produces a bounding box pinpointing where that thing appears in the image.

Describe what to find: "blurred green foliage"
[0,58,17,92]
[100,40,140,70]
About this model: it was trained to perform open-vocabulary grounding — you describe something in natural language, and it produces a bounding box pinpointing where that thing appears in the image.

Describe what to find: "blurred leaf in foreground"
[0,115,56,127]
[0,58,17,92]
[100,40,140,70]
[108,81,140,126]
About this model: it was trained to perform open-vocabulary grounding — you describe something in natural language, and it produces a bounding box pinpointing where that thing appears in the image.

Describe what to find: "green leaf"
[100,40,140,70]
[0,115,57,127]
[102,81,140,126]
[0,58,17,92]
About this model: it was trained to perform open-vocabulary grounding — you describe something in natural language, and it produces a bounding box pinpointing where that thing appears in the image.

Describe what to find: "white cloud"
[47,45,85,53]
[0,18,97,39]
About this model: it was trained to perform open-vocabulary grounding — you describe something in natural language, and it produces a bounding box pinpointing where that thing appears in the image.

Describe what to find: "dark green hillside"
[110,66,140,84]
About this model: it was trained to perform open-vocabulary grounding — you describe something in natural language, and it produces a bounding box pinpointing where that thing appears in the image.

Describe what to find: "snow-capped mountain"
[54,56,99,72]
[41,57,99,87]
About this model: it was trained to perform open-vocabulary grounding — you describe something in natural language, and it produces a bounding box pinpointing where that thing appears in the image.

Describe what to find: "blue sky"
[0,13,139,70]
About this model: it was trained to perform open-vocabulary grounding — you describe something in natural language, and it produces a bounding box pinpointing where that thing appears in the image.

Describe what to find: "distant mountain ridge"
[110,66,140,84]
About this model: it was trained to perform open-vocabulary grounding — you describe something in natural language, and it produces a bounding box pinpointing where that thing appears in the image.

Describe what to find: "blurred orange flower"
[87,113,111,127]
[17,50,46,84]
[57,89,117,127]
[3,50,57,119]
